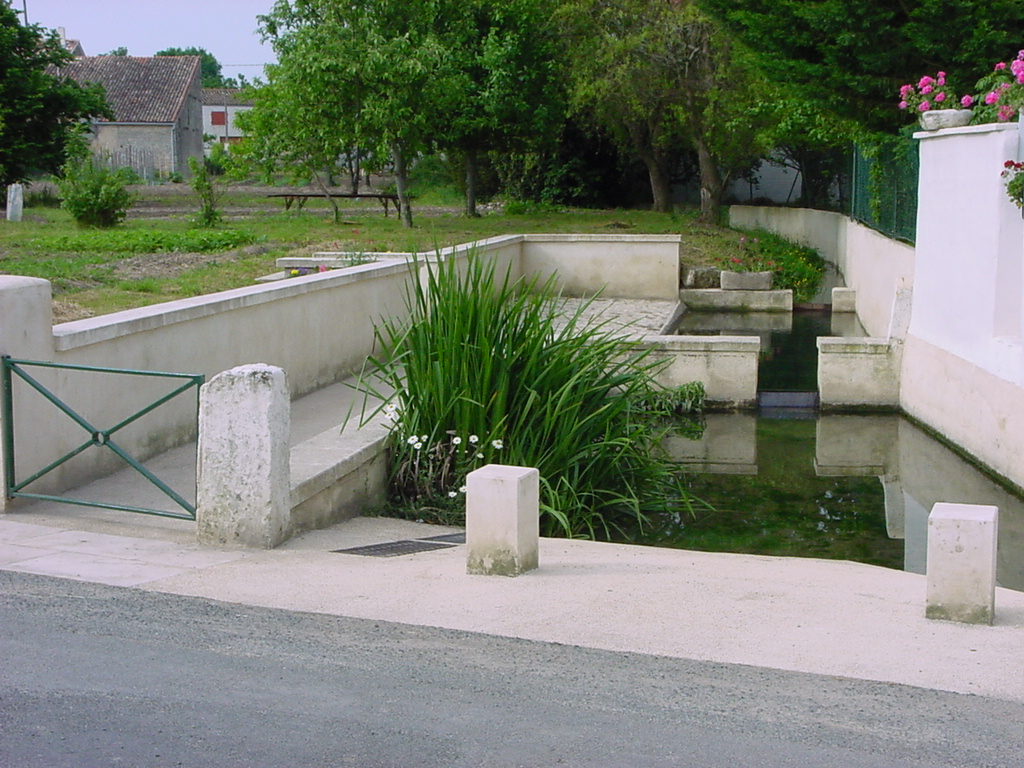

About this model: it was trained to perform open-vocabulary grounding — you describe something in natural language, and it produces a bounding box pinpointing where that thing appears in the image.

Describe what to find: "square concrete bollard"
[466,464,539,576]
[197,364,291,548]
[831,287,857,313]
[926,503,999,625]
[6,184,23,222]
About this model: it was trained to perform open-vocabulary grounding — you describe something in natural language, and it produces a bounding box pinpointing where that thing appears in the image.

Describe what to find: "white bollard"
[925,503,999,625]
[466,464,539,576]
[6,184,23,222]
[196,364,291,548]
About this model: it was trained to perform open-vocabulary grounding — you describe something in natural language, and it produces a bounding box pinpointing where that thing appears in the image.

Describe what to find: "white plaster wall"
[729,206,914,338]
[520,234,680,300]
[909,123,1024,383]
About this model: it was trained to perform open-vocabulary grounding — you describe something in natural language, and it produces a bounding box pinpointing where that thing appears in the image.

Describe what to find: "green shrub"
[56,157,135,227]
[355,253,698,538]
[718,230,826,302]
[188,156,222,227]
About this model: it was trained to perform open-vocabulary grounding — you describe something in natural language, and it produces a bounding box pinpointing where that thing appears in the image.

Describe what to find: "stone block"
[682,266,721,289]
[925,502,998,624]
[720,270,773,291]
[466,464,539,576]
[831,287,857,313]
[6,184,23,222]
[197,364,292,548]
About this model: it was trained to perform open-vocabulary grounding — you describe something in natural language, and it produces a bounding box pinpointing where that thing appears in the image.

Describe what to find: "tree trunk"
[694,137,723,224]
[464,149,480,218]
[639,150,673,213]
[391,142,414,228]
[310,168,340,224]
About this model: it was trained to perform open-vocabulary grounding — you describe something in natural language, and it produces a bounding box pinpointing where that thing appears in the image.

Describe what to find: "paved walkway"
[2,507,1023,704]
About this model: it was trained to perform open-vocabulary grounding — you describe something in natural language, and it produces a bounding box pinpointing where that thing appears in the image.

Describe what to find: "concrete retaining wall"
[0,235,689,504]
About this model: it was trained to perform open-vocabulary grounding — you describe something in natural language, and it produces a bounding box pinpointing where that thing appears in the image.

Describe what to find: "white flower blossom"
[492,439,504,450]
[448,490,458,498]
[459,485,467,494]
[406,435,418,445]
[469,435,479,444]
[413,442,423,450]
[477,452,484,459]
[452,436,462,445]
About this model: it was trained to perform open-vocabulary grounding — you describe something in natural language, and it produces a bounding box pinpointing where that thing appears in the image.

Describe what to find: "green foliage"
[698,0,1024,131]
[0,4,111,186]
[24,228,258,254]
[716,230,826,302]
[56,157,135,228]
[188,156,222,227]
[355,253,697,538]
[24,186,61,208]
[155,46,237,88]
[555,0,773,221]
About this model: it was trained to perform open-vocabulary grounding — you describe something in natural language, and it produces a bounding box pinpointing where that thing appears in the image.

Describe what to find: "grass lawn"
[0,182,752,321]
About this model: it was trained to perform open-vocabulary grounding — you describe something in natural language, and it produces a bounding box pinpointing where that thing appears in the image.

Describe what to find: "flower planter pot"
[919,109,973,130]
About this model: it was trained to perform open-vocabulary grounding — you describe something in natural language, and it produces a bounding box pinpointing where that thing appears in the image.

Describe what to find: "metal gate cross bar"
[2,356,204,520]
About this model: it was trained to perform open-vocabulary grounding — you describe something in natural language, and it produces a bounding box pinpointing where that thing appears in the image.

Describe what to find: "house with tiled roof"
[57,56,204,179]
[202,88,253,151]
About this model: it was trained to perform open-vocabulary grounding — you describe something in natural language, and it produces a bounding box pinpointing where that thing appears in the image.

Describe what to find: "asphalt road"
[2,571,1022,768]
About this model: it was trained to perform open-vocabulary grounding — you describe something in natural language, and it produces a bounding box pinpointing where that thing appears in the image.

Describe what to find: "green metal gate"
[1,356,204,520]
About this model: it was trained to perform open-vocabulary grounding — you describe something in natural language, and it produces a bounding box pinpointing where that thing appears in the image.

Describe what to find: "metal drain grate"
[333,539,457,557]
[418,532,466,544]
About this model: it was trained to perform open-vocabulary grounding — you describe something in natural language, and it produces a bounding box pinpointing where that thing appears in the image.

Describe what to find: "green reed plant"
[355,252,698,538]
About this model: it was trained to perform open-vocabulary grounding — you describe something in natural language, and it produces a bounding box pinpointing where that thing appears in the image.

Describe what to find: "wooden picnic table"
[267,191,403,217]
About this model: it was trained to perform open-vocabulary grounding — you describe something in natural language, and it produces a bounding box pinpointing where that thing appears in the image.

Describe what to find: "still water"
[622,412,1024,592]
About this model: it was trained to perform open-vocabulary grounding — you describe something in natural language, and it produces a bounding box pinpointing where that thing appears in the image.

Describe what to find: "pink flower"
[934,92,946,103]
[921,84,934,95]
[918,75,934,88]
[985,90,1000,105]
[995,62,1007,71]
[918,101,930,112]
[898,100,908,110]
[998,105,1017,122]
[961,94,974,108]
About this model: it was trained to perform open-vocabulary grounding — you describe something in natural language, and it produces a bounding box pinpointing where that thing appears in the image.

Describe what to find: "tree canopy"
[0,3,110,187]
[697,0,1024,130]
[155,46,238,88]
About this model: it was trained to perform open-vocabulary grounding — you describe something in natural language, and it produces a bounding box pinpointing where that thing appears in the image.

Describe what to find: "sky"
[18,0,277,80]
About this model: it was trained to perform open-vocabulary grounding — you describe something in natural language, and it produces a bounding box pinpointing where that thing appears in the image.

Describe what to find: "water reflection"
[641,413,1024,592]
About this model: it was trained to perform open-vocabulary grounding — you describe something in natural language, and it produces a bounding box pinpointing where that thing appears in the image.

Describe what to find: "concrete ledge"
[679,289,792,312]
[52,260,412,351]
[635,335,760,408]
[818,337,900,409]
[289,422,390,534]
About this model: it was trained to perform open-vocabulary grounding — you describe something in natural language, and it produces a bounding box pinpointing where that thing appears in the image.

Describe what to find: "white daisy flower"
[452,436,462,445]
[492,439,504,450]
[469,435,479,443]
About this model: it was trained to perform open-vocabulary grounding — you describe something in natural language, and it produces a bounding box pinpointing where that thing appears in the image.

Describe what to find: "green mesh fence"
[848,142,919,243]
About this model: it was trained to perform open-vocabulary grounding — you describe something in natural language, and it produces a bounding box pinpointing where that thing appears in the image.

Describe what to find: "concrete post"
[6,184,23,222]
[0,277,54,513]
[466,464,539,576]
[926,502,999,624]
[196,364,292,548]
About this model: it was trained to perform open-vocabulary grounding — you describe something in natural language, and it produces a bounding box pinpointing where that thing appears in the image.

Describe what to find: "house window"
[211,111,227,126]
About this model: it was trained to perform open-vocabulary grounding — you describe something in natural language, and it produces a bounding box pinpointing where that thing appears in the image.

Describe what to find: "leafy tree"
[256,0,464,227]
[556,0,772,222]
[232,56,355,223]
[0,3,110,187]
[697,0,1024,131]
[155,46,238,88]
[439,0,565,217]
[102,46,128,56]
